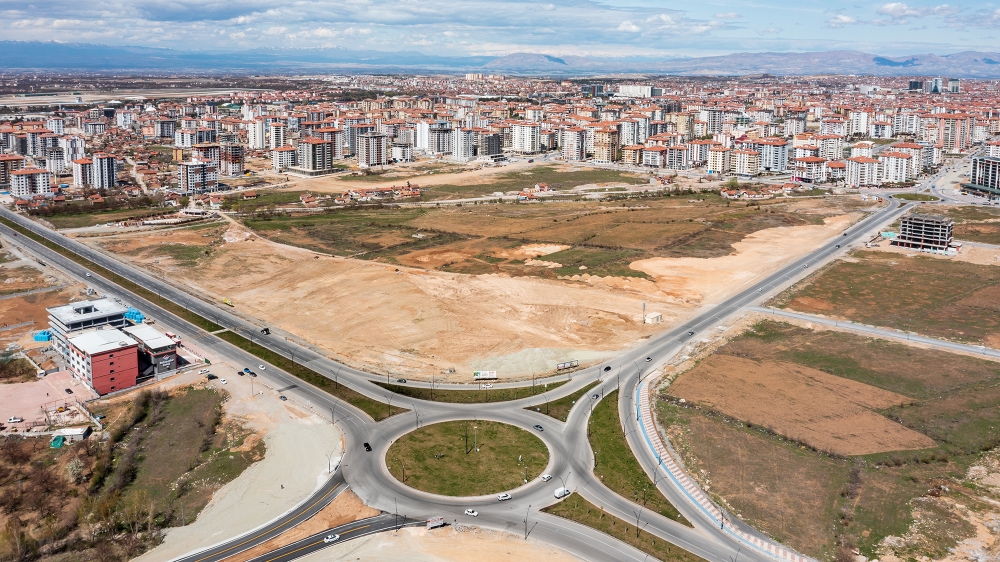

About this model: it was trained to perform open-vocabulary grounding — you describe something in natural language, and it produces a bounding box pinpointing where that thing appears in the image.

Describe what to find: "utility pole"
[523,504,531,540]
[474,425,478,452]
[394,497,399,531]
[385,394,393,418]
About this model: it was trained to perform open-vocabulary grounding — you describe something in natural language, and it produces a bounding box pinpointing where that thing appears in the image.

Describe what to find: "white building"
[177,159,218,194]
[707,146,731,175]
[248,118,267,150]
[72,158,93,188]
[357,133,389,168]
[562,128,586,161]
[10,168,52,198]
[846,156,880,188]
[879,152,913,184]
[732,149,760,177]
[59,136,87,163]
[269,122,287,149]
[271,146,296,171]
[512,122,541,153]
[45,118,65,135]
[754,139,788,173]
[452,128,476,162]
[93,153,117,190]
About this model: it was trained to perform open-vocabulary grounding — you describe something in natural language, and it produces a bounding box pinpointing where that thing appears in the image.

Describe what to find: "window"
[110,377,115,382]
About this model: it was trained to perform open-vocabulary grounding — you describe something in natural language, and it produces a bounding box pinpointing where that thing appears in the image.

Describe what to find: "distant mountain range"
[3,41,1000,77]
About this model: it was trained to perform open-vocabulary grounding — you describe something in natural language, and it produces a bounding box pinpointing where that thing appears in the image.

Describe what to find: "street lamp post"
[523,504,531,540]
[474,425,478,452]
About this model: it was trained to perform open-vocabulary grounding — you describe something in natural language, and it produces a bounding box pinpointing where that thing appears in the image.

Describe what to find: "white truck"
[554,487,570,499]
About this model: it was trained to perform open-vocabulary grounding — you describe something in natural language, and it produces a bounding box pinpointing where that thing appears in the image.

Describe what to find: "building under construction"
[890,213,954,252]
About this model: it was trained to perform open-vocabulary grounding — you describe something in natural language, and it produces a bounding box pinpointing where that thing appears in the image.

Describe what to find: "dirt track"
[669,355,936,455]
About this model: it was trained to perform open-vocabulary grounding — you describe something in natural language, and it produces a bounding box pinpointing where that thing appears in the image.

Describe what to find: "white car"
[7,417,23,424]
[497,493,512,501]
[258,365,266,371]
[464,509,479,517]
[323,534,340,543]
[540,474,552,482]
[482,383,493,388]
[220,379,227,385]
[199,369,210,374]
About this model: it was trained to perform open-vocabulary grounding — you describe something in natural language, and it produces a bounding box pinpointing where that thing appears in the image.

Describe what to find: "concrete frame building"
[93,153,117,190]
[177,158,218,194]
[10,168,52,198]
[891,213,954,252]
[357,132,390,168]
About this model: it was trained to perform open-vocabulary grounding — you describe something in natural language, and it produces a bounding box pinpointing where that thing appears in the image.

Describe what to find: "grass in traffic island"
[0,216,405,422]
[526,380,601,421]
[893,193,940,201]
[386,420,548,496]
[590,390,691,527]
[373,379,567,404]
[544,493,706,562]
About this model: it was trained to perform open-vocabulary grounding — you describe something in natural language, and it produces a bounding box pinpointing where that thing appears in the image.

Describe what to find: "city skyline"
[1,0,997,58]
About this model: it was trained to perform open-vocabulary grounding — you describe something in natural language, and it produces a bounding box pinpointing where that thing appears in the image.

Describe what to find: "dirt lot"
[667,354,933,455]
[774,249,1000,345]
[656,319,1000,559]
[87,200,864,380]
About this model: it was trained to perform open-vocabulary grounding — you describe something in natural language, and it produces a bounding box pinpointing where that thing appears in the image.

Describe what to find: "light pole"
[474,425,478,452]
[556,471,571,491]
[523,504,531,540]
[384,393,393,418]
[413,404,419,428]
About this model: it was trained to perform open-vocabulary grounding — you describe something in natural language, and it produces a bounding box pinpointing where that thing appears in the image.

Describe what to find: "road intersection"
[0,196,907,562]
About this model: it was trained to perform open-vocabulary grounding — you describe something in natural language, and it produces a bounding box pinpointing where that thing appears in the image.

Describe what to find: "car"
[464,509,479,517]
[686,330,695,336]
[592,393,600,400]
[603,366,611,372]
[220,379,227,385]
[7,417,23,424]
[323,534,340,543]
[645,356,652,362]
[94,414,106,421]
[279,395,287,401]
[540,474,552,482]
[85,273,92,277]
[482,383,493,388]
[497,493,512,501]
[199,369,210,374]
[835,244,841,248]
[64,388,73,394]
[843,233,848,236]
[237,371,245,376]
[363,442,372,452]
[533,424,544,431]
[206,374,218,380]
[397,378,407,383]
[243,368,251,374]
[258,365,266,371]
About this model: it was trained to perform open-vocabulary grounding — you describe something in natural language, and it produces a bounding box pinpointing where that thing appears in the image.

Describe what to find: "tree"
[67,458,85,484]
[119,489,150,536]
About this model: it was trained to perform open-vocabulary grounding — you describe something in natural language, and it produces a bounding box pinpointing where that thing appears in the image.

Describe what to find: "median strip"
[0,215,404,422]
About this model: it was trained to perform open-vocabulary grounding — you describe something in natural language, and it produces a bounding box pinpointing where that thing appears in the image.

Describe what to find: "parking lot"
[0,370,98,432]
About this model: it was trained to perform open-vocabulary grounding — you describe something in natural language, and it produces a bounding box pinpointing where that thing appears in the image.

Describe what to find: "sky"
[0,0,997,58]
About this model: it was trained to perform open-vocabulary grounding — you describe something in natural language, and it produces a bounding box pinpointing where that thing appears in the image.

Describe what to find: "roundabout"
[386,420,550,497]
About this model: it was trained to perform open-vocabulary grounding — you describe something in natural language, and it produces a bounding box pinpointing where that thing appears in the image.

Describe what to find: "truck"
[554,487,570,499]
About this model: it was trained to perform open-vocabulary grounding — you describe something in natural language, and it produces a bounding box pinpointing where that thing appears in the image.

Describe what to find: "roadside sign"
[427,516,445,529]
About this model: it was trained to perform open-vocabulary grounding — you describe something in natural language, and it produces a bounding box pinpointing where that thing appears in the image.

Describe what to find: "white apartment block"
[271,146,296,171]
[357,133,389,168]
[512,122,541,153]
[269,122,287,149]
[562,128,586,161]
[297,138,333,171]
[10,168,52,198]
[879,152,913,184]
[93,153,117,190]
[72,158,93,188]
[846,157,880,188]
[45,118,65,135]
[707,147,731,175]
[754,139,788,173]
[59,136,86,163]
[452,128,475,162]
[177,159,218,194]
[248,119,267,150]
[732,149,760,177]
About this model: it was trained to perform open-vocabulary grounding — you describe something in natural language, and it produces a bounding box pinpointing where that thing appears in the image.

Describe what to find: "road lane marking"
[340,523,372,534]
[192,482,341,562]
[261,539,323,562]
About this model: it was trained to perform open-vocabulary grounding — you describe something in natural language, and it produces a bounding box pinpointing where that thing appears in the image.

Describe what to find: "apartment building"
[357,132,390,168]
[271,146,297,171]
[845,156,880,188]
[562,128,587,161]
[707,146,731,175]
[512,122,542,153]
[0,154,26,189]
[10,167,52,198]
[732,149,760,177]
[93,153,117,190]
[177,158,218,194]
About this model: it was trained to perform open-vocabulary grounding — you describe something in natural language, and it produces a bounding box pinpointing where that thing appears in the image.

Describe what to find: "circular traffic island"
[386,420,549,497]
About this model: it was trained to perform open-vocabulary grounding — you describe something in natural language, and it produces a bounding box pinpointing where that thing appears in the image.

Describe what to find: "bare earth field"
[656,319,1000,560]
[666,354,933,455]
[85,198,863,380]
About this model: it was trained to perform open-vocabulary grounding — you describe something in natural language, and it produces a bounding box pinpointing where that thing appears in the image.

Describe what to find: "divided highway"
[0,198,907,562]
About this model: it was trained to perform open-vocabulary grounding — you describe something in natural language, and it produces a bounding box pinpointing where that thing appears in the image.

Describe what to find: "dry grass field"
[657,320,1000,559]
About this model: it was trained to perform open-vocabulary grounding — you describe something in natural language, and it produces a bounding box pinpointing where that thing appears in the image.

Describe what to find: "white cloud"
[827,14,858,27]
[715,12,741,19]
[617,20,640,32]
[757,27,782,35]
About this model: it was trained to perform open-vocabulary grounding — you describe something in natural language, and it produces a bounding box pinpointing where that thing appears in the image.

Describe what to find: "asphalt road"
[0,195,909,562]
[243,514,422,562]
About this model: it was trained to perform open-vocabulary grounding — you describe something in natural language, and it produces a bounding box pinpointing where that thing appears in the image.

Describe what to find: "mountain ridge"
[2,41,999,77]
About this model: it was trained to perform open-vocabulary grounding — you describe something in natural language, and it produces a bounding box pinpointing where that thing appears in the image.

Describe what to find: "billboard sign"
[556,360,579,370]
[473,370,497,380]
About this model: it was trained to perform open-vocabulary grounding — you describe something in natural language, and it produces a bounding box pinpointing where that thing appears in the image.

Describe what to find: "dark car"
[206,374,218,380]
[533,425,544,431]
[603,366,611,372]
[687,330,695,336]
[592,393,600,400]
[364,442,372,452]
[279,395,287,401]
[237,371,245,376]
[645,357,652,362]
[397,378,407,383]
[64,388,73,394]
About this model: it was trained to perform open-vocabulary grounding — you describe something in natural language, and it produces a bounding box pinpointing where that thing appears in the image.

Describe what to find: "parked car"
[199,369,210,374]
[7,417,23,424]
[206,374,218,380]
[220,379,227,385]
[464,509,479,517]
[237,371,245,376]
[279,395,287,401]
[497,493,512,501]
[64,388,73,394]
